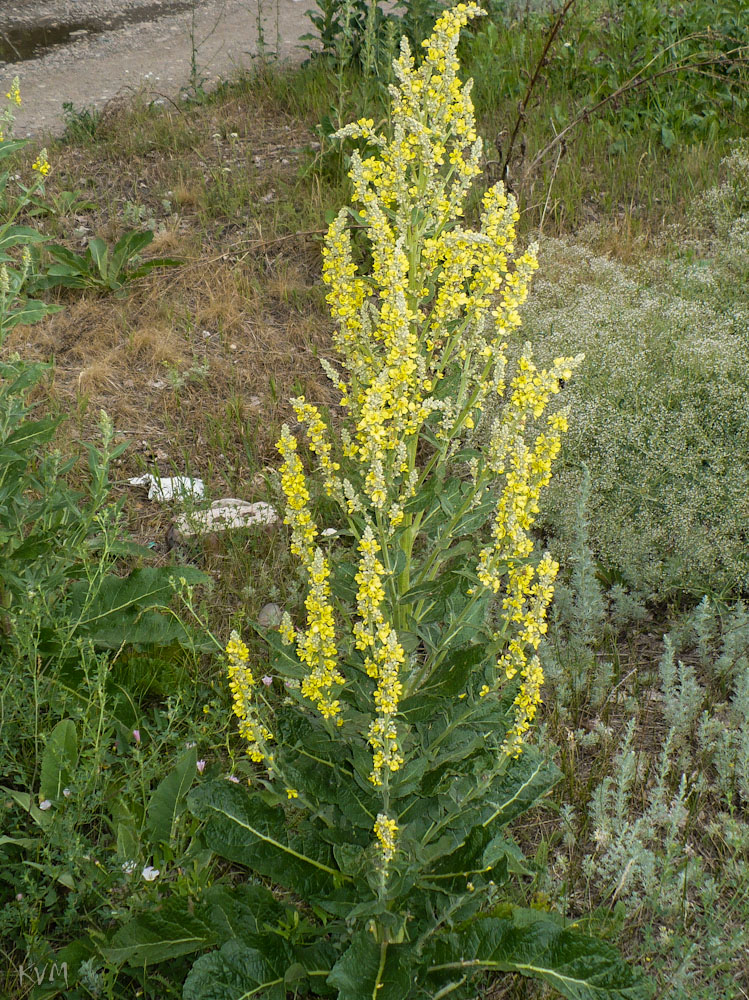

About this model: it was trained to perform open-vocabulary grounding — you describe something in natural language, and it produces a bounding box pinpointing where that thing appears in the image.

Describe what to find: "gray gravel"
[0,0,312,137]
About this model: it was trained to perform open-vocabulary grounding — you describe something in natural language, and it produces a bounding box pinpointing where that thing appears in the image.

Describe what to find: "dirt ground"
[0,0,311,138]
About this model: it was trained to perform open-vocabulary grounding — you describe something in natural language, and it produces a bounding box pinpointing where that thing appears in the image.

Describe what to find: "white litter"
[128,474,205,502]
[173,499,278,537]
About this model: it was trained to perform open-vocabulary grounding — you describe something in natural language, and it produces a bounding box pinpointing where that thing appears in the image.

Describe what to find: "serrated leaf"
[40,718,78,801]
[147,745,197,844]
[428,912,648,1000]
[327,933,411,1000]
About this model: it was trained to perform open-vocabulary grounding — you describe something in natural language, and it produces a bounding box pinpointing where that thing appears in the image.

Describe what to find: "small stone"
[258,603,282,628]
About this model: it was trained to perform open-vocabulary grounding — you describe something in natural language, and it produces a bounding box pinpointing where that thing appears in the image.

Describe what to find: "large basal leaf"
[104,899,217,966]
[428,911,649,1000]
[40,718,78,801]
[184,939,323,1000]
[205,883,291,949]
[147,745,197,844]
[327,932,411,1000]
[188,781,345,899]
[64,565,210,648]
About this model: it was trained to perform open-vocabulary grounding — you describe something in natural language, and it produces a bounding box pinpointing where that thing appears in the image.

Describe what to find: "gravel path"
[0,0,312,138]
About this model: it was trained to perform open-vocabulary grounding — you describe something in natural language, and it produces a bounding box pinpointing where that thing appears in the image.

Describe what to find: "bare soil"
[0,0,311,137]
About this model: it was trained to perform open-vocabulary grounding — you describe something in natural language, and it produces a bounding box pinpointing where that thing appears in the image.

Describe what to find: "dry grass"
[6,82,341,520]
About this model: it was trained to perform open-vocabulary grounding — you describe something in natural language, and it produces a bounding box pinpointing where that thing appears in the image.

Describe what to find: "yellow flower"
[31,149,51,177]
[374,813,398,866]
[226,630,273,763]
[5,78,21,106]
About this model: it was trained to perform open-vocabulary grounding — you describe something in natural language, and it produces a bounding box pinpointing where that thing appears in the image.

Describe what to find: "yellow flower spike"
[5,78,21,106]
[226,630,274,764]
[297,548,345,721]
[31,148,51,177]
[374,813,399,866]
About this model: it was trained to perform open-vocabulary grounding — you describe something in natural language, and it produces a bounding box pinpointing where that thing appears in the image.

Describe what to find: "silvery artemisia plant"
[185,7,643,999]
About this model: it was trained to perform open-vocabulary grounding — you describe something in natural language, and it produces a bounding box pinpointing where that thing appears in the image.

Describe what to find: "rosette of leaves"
[111,6,646,998]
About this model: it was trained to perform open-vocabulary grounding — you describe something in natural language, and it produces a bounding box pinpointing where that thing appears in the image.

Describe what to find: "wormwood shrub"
[518,232,749,601]
[115,7,644,998]
[575,601,749,997]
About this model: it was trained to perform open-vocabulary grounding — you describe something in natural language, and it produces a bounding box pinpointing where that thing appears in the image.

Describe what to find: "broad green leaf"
[327,932,410,1000]
[0,224,48,252]
[5,416,60,452]
[45,243,87,270]
[451,500,496,539]
[205,883,290,948]
[0,786,52,829]
[1,299,61,329]
[129,255,182,278]
[111,229,154,277]
[147,745,197,844]
[64,565,210,648]
[483,748,561,829]
[428,912,648,1000]
[0,835,40,849]
[184,939,304,1000]
[105,899,217,966]
[188,781,345,899]
[264,627,306,679]
[40,718,78,801]
[116,821,139,863]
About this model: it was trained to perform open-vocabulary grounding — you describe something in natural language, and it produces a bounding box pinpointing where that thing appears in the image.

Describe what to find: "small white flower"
[141,865,160,881]
[321,527,338,537]
[226,775,240,784]
[62,788,71,798]
[38,799,52,811]
[122,860,137,874]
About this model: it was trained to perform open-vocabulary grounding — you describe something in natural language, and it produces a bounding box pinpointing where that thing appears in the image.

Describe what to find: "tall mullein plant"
[186,7,642,999]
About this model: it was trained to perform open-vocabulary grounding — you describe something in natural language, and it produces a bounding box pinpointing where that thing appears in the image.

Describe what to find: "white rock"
[128,474,205,502]
[173,499,278,537]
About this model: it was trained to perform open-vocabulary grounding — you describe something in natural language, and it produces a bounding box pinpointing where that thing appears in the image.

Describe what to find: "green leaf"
[147,745,197,844]
[1,298,61,329]
[428,912,648,1000]
[184,939,300,1000]
[0,224,47,252]
[327,933,410,1000]
[5,415,60,452]
[264,627,306,679]
[64,565,210,648]
[45,243,87,271]
[188,781,345,898]
[87,237,109,281]
[129,256,182,278]
[205,883,290,948]
[660,124,675,150]
[105,899,217,966]
[483,748,561,829]
[40,719,78,801]
[110,229,154,277]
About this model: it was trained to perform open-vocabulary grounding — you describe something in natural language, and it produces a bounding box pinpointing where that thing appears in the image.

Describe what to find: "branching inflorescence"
[228,2,580,872]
